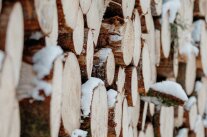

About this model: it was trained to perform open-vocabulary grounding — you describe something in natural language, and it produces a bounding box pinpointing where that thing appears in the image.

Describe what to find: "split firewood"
[121,98,130,137]
[92,48,115,86]
[136,0,151,15]
[61,52,81,136]
[81,77,108,137]
[0,1,24,87]
[155,29,161,66]
[99,17,134,66]
[79,0,91,14]
[200,22,207,76]
[174,106,184,128]
[107,91,124,137]
[145,123,154,137]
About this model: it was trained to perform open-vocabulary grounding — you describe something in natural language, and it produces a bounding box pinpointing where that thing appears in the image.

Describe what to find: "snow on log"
[81,78,108,137]
[61,52,81,135]
[132,9,142,67]
[108,93,124,137]
[50,57,63,137]
[184,96,197,111]
[107,89,118,108]
[32,45,63,79]
[78,29,94,80]
[144,81,188,106]
[0,1,24,87]
[177,54,196,95]
[99,17,134,66]
[92,48,115,86]
[124,66,138,106]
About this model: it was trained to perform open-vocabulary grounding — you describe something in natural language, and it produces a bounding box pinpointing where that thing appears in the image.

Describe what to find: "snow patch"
[107,89,118,108]
[30,31,43,40]
[81,77,104,116]
[31,78,52,101]
[192,20,204,42]
[179,42,199,58]
[176,128,188,137]
[97,48,112,66]
[184,96,197,111]
[71,129,88,137]
[162,0,181,23]
[110,35,122,42]
[33,45,63,79]
[150,81,188,101]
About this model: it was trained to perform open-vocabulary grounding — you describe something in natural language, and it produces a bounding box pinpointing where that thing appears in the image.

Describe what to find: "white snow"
[192,20,204,42]
[0,50,5,70]
[81,77,104,116]
[71,129,88,137]
[107,89,118,108]
[195,81,202,92]
[110,35,123,42]
[176,128,188,137]
[30,31,43,40]
[179,42,199,58]
[31,78,52,101]
[98,48,112,65]
[33,45,63,79]
[184,96,197,111]
[162,0,181,23]
[150,81,188,101]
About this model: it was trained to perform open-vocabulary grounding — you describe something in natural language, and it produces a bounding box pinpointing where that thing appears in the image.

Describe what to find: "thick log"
[0,1,24,87]
[124,66,138,106]
[114,66,126,94]
[92,48,115,86]
[99,17,134,66]
[200,22,207,76]
[61,52,81,135]
[121,98,130,137]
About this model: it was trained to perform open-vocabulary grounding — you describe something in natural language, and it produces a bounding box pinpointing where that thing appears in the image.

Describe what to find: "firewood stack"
[0,0,207,137]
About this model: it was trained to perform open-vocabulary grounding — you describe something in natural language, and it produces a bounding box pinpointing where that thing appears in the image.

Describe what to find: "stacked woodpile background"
[0,0,207,137]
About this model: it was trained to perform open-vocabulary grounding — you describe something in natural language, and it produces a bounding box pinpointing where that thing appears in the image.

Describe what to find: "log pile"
[1,0,207,137]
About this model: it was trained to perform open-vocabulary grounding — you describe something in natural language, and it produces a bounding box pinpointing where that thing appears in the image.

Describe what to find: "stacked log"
[1,0,207,137]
